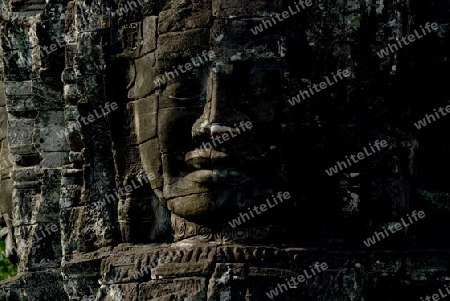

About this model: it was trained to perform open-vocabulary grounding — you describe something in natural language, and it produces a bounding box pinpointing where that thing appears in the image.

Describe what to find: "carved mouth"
[163,150,283,203]
[185,146,268,171]
[185,148,235,170]
[183,149,251,185]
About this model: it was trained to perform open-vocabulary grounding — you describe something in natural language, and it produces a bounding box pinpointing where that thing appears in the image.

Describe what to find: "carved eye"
[162,76,205,107]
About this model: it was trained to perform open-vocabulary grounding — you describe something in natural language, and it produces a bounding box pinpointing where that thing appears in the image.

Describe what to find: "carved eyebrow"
[168,95,201,100]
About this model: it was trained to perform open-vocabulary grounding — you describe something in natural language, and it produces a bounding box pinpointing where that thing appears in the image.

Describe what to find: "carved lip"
[185,148,237,170]
[185,147,266,171]
[183,169,249,185]
[184,149,250,184]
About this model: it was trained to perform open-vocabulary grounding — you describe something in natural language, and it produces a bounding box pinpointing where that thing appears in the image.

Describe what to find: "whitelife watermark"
[31,223,59,245]
[116,0,145,16]
[56,102,118,139]
[250,0,316,35]
[153,50,216,87]
[414,104,450,129]
[265,262,328,299]
[420,283,450,301]
[31,223,60,255]
[363,210,425,247]
[228,191,291,228]
[15,35,69,68]
[193,121,253,155]
[376,22,439,58]
[325,139,388,176]
[287,69,351,106]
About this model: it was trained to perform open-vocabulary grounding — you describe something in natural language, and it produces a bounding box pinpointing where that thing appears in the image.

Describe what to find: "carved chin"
[161,169,251,221]
[166,192,216,222]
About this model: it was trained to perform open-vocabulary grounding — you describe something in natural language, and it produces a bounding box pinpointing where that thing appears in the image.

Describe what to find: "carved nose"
[210,124,242,138]
[192,68,250,140]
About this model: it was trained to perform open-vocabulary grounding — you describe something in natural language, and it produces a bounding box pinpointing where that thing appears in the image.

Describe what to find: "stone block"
[0,82,5,106]
[39,152,66,172]
[141,16,158,55]
[32,78,64,110]
[0,179,13,216]
[138,277,206,300]
[138,138,163,189]
[156,29,210,71]
[5,96,35,113]
[119,22,142,59]
[0,139,14,179]
[132,95,158,144]
[4,81,33,97]
[12,185,41,226]
[35,111,70,152]
[7,118,34,148]
[158,9,212,34]
[0,106,7,140]
[128,52,156,99]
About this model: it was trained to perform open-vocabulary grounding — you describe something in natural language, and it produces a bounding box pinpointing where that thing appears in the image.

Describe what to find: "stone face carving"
[0,0,449,300]
[133,0,298,243]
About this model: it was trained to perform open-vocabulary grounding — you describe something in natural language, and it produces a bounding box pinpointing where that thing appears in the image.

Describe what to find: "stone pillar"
[0,0,68,299]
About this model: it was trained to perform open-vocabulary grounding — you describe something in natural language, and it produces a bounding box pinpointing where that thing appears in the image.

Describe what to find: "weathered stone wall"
[0,0,449,300]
